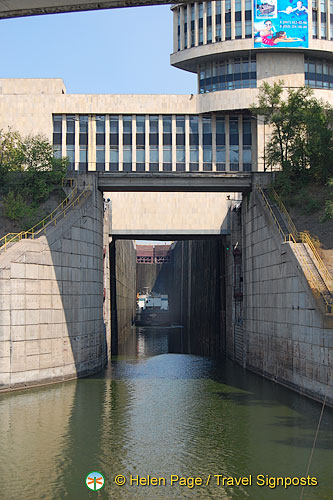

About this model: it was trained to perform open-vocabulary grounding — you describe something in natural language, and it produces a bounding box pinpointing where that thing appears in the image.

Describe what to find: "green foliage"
[320,178,333,221]
[0,128,68,222]
[3,191,33,221]
[250,82,333,185]
[295,190,320,214]
[321,200,333,221]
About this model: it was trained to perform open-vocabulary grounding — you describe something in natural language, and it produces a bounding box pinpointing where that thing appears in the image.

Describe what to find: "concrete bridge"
[0,0,185,19]
[97,172,254,193]
[95,171,268,238]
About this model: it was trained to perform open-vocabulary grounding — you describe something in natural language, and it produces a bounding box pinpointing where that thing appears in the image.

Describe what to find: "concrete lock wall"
[0,177,111,390]
[136,263,164,294]
[111,240,136,351]
[233,190,333,405]
[160,239,226,356]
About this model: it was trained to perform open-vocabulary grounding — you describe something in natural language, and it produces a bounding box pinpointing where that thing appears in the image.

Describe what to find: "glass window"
[176,116,185,134]
[110,148,119,163]
[203,146,212,162]
[199,28,203,44]
[53,145,62,159]
[123,147,132,163]
[53,115,62,133]
[207,26,212,43]
[79,115,88,134]
[198,56,256,93]
[229,117,239,145]
[216,147,226,162]
[203,116,211,134]
[150,146,159,163]
[136,116,145,133]
[216,117,225,135]
[66,115,75,134]
[163,115,172,133]
[110,115,119,134]
[225,23,231,39]
[66,146,75,165]
[190,116,198,133]
[96,146,105,163]
[136,148,145,163]
[149,116,159,133]
[230,146,239,163]
[163,146,172,163]
[243,117,252,145]
[123,116,132,134]
[190,146,199,162]
[79,146,87,163]
[235,0,241,11]
[176,146,185,162]
[96,116,105,134]
[245,20,252,37]
[216,117,225,145]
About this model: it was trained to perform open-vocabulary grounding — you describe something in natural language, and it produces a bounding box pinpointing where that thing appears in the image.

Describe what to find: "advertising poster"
[254,0,308,48]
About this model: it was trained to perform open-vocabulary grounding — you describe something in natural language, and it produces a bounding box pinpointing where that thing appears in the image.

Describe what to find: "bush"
[0,129,68,223]
[3,191,32,221]
[321,200,333,221]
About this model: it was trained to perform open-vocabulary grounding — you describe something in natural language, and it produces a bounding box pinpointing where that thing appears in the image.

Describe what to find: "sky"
[0,6,196,95]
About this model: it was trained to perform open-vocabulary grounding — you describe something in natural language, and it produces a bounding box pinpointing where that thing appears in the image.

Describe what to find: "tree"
[0,129,24,181]
[0,129,69,221]
[250,81,333,185]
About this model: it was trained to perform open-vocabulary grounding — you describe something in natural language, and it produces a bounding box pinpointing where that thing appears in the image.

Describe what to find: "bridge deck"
[97,172,254,192]
[0,1,185,19]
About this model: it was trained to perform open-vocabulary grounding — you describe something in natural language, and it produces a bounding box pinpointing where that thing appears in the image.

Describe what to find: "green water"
[0,327,332,500]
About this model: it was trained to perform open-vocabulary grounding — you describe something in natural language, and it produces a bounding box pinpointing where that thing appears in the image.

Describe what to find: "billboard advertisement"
[254,0,308,48]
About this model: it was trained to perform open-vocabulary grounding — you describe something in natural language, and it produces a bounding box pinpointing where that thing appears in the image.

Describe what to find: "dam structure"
[0,0,333,405]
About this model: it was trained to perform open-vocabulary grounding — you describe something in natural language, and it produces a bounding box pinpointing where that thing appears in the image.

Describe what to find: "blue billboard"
[254,0,308,48]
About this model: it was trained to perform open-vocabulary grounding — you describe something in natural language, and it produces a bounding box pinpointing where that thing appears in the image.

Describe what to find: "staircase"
[257,185,333,314]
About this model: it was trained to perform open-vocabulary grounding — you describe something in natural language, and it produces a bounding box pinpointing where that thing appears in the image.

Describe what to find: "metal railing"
[0,179,90,252]
[256,185,333,313]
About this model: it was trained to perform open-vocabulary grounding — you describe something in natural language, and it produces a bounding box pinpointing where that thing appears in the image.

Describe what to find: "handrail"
[271,188,298,237]
[269,188,332,289]
[0,178,90,252]
[256,184,332,314]
[299,231,333,289]
[256,185,286,241]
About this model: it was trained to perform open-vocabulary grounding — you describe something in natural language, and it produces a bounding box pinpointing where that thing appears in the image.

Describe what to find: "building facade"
[0,1,333,172]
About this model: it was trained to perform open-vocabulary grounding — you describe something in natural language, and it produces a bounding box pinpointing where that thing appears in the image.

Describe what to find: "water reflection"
[0,326,332,500]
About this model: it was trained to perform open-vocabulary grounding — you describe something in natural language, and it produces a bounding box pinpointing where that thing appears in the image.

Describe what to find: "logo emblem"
[86,471,105,491]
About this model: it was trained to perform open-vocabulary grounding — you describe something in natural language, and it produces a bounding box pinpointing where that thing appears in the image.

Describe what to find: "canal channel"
[0,326,332,500]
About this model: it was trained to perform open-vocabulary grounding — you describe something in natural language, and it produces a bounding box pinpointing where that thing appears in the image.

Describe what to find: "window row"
[305,56,333,87]
[175,0,252,51]
[53,115,254,172]
[199,56,256,93]
[312,0,333,39]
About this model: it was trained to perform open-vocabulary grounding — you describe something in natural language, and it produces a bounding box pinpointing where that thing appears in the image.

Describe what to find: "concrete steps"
[291,242,333,307]
[259,187,333,314]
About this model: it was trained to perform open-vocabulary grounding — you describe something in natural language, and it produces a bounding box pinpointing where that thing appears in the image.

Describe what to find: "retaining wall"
[161,239,226,356]
[236,190,333,405]
[111,240,136,351]
[0,177,110,390]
